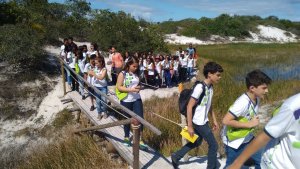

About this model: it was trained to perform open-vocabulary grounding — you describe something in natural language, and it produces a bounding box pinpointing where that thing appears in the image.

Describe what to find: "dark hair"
[123,56,139,74]
[95,56,106,68]
[203,61,223,78]
[91,42,98,50]
[68,37,73,41]
[246,69,272,89]
[78,45,84,52]
[76,50,83,60]
[63,38,68,42]
[90,54,96,60]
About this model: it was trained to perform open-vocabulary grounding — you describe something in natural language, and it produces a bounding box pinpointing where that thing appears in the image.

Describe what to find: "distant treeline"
[1,0,299,67]
[0,0,167,67]
[157,14,300,40]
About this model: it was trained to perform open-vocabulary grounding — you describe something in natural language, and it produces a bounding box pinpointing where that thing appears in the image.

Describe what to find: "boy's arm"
[187,97,197,137]
[228,131,271,169]
[210,107,219,130]
[222,112,259,129]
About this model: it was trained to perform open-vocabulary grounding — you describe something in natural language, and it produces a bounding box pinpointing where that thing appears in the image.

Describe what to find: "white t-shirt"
[187,58,194,68]
[67,52,75,68]
[180,56,188,67]
[173,60,179,71]
[222,93,260,149]
[191,83,213,125]
[87,50,97,56]
[93,67,107,88]
[261,93,300,169]
[121,71,141,102]
[84,63,95,85]
[147,63,155,75]
[155,61,162,74]
[60,45,66,57]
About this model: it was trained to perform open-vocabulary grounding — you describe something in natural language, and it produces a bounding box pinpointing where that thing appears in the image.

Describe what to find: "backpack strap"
[193,81,206,106]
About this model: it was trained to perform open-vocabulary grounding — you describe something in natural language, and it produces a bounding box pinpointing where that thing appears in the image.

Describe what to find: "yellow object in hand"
[180,126,199,143]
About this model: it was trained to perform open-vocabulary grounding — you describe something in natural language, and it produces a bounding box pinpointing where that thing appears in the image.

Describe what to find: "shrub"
[0,24,45,67]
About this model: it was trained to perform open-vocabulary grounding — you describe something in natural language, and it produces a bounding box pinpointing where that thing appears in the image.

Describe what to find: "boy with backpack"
[228,93,300,169]
[222,69,272,168]
[171,61,223,169]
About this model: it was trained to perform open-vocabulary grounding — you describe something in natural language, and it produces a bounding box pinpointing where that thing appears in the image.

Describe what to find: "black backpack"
[178,81,206,117]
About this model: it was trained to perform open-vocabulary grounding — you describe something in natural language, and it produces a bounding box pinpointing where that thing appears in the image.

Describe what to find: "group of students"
[171,62,299,169]
[110,47,197,89]
[60,38,110,119]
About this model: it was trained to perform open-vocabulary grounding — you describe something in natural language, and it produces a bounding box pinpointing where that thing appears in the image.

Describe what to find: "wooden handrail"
[57,56,162,136]
[74,118,132,133]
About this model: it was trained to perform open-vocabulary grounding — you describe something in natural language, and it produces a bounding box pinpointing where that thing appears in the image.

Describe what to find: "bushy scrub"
[0,24,45,67]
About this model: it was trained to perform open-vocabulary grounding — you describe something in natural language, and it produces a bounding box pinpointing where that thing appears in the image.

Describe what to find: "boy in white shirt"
[171,62,223,169]
[222,69,272,168]
[229,93,300,169]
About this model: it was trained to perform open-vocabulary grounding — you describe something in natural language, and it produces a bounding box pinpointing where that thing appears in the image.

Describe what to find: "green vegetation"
[157,14,300,39]
[0,0,168,68]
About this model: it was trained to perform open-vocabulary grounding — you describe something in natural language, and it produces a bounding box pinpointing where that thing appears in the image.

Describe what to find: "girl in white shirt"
[90,56,108,119]
[116,56,147,149]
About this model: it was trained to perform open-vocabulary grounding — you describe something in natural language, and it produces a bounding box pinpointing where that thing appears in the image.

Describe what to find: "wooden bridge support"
[132,124,140,169]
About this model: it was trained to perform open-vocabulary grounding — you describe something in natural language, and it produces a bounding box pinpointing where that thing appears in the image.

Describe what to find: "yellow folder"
[180,126,199,143]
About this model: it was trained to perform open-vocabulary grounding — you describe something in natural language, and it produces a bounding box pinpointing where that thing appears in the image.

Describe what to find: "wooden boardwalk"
[67,91,172,169]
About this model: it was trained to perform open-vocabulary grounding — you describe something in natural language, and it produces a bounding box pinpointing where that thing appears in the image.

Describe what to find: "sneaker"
[103,113,108,119]
[90,105,95,111]
[123,137,131,147]
[171,153,179,169]
[97,114,103,120]
[139,141,148,150]
[82,95,85,100]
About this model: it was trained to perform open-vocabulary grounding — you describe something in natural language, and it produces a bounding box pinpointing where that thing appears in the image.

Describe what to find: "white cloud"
[96,0,157,20]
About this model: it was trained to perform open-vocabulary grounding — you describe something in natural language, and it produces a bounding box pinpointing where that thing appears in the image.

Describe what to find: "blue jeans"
[224,139,262,169]
[187,67,193,79]
[173,122,219,169]
[164,70,171,87]
[95,86,108,114]
[64,66,72,86]
[78,72,84,96]
[120,99,144,138]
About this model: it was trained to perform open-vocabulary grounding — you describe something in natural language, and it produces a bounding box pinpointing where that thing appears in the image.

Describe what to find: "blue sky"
[49,0,300,22]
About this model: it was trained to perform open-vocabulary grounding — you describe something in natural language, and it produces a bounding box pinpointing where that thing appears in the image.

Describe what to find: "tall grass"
[143,43,300,156]
[17,135,126,169]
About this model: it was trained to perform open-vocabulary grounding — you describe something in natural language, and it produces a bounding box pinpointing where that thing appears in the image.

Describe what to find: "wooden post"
[132,124,140,169]
[179,82,188,161]
[60,58,66,95]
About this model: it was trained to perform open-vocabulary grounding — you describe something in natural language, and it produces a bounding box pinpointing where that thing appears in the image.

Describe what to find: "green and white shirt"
[222,93,260,149]
[191,83,213,125]
[122,71,141,102]
[262,93,300,169]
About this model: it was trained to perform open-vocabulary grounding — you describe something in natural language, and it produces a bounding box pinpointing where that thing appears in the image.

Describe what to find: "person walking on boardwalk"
[171,62,223,169]
[116,56,147,149]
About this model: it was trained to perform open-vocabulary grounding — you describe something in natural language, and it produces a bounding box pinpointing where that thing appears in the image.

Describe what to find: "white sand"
[165,25,299,45]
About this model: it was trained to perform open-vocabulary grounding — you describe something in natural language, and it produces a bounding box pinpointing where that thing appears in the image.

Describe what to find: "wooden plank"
[68,91,172,169]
